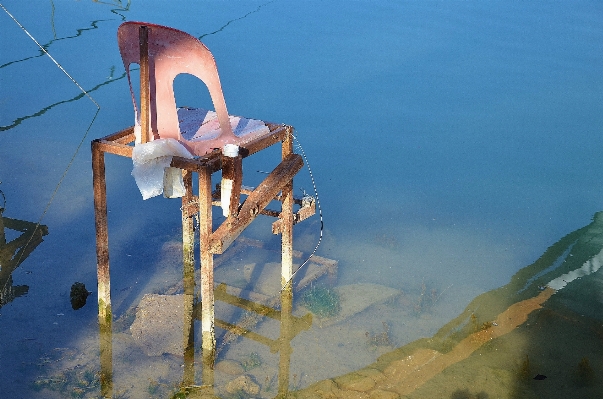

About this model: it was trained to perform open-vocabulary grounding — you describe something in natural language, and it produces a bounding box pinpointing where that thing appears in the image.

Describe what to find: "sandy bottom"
[23,213,603,399]
[293,218,603,399]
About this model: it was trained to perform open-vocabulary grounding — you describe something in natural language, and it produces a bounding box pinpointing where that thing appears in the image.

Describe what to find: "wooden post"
[220,152,242,218]
[181,169,195,387]
[278,281,294,396]
[92,140,113,398]
[92,140,111,325]
[139,25,150,144]
[99,315,113,398]
[281,127,295,286]
[198,165,216,376]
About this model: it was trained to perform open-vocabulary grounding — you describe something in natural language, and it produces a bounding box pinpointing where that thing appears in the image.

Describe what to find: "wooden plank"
[281,132,294,285]
[92,140,112,324]
[93,140,133,158]
[198,165,216,363]
[221,153,243,217]
[96,126,134,143]
[235,124,289,157]
[210,153,303,254]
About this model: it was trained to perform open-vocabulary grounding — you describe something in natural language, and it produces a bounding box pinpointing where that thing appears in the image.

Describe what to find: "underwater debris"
[32,367,99,398]
[412,280,441,316]
[224,375,260,396]
[300,285,341,318]
[365,321,392,347]
[70,282,91,310]
[240,352,262,372]
[470,313,494,333]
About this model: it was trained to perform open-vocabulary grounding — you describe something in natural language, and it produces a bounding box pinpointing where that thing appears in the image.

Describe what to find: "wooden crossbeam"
[210,153,303,254]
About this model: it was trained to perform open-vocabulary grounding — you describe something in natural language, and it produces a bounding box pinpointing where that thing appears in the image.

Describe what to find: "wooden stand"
[93,24,316,384]
[92,121,314,364]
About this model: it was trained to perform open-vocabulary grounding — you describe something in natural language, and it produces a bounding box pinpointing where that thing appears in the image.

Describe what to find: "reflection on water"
[98,281,311,398]
[0,193,48,308]
[22,211,603,398]
[295,213,603,398]
[1,1,603,398]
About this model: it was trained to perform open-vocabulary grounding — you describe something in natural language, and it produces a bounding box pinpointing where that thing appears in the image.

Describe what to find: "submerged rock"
[130,294,184,356]
[215,359,245,375]
[70,282,91,310]
[224,375,260,395]
[316,283,400,326]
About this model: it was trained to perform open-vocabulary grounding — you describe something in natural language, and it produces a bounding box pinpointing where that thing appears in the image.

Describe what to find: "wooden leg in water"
[281,180,294,286]
[181,169,195,387]
[92,141,111,323]
[278,282,293,396]
[99,318,113,398]
[198,166,216,382]
[281,130,295,286]
[182,290,195,388]
[92,140,112,397]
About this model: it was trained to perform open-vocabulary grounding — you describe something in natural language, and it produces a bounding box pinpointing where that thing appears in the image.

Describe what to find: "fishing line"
[0,3,100,109]
[1,3,100,264]
[280,133,324,291]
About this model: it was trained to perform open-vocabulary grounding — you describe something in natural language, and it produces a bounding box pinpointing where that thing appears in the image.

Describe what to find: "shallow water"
[1,1,602,398]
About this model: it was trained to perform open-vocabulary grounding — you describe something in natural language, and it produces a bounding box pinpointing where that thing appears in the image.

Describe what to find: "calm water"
[1,1,602,398]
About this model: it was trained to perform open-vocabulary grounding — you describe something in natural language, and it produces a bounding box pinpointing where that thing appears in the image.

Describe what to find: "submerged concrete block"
[130,294,184,356]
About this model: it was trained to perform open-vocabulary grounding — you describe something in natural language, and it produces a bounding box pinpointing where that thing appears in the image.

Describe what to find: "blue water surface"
[1,1,602,398]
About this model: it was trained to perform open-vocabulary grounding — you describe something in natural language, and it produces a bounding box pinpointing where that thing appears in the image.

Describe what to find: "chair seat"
[177,107,272,155]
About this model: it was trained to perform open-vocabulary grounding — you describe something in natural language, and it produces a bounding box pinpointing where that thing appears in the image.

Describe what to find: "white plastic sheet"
[131,138,194,200]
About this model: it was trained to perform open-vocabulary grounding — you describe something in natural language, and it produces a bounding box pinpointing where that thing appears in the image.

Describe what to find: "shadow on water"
[22,208,600,398]
[0,193,49,308]
[97,264,315,398]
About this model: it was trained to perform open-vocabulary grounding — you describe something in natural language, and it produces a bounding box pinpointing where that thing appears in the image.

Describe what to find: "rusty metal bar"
[237,123,289,156]
[278,283,294,395]
[214,319,280,353]
[94,140,133,158]
[97,126,135,144]
[172,155,221,174]
[281,128,295,285]
[182,169,195,273]
[210,153,303,254]
[272,197,316,234]
[139,25,150,144]
[198,165,216,365]
[92,140,112,325]
[99,316,113,398]
[182,168,195,384]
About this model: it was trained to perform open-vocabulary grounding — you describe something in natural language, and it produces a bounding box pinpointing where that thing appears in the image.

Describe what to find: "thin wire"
[0,3,100,109]
[1,3,101,264]
[280,134,324,291]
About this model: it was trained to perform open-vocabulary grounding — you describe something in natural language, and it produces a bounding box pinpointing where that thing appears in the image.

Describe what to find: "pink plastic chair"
[117,21,270,156]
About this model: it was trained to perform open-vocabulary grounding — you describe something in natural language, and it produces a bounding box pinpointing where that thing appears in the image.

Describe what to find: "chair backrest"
[117,21,235,143]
